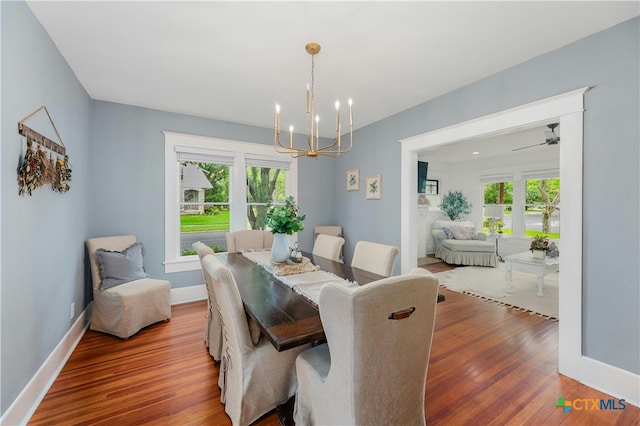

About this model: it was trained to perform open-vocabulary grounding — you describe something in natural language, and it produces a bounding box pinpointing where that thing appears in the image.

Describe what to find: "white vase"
[532,250,546,260]
[271,233,290,263]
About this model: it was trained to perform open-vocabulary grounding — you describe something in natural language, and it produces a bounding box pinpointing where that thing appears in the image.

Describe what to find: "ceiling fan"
[512,123,560,151]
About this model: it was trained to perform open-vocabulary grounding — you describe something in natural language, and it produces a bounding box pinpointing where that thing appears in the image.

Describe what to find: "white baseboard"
[580,356,640,408]
[170,283,206,305]
[0,284,205,426]
[0,307,90,426]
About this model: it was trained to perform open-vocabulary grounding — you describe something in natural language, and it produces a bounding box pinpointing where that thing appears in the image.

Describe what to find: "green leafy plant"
[263,196,305,235]
[530,235,549,251]
[439,190,472,221]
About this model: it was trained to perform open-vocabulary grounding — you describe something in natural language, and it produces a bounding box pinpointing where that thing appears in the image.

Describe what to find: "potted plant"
[264,196,305,262]
[530,235,549,259]
[439,190,472,221]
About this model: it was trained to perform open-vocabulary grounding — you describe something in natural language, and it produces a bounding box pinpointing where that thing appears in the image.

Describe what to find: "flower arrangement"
[264,196,305,235]
[439,190,472,221]
[530,235,550,252]
[483,217,504,233]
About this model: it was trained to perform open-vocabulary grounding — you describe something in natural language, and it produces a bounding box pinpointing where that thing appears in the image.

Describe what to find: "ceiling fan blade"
[512,142,547,151]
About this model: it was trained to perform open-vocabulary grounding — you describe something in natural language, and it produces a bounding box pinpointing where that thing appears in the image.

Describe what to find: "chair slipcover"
[313,225,342,238]
[312,234,345,263]
[294,273,439,426]
[226,230,274,253]
[201,254,309,426]
[86,235,171,339]
[351,240,399,277]
[314,225,344,260]
[193,241,222,361]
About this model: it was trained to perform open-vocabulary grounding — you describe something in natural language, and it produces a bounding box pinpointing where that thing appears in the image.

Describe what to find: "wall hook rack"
[18,105,66,155]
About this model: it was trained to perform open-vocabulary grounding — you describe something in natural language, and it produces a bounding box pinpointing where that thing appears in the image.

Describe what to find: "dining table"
[218,251,444,352]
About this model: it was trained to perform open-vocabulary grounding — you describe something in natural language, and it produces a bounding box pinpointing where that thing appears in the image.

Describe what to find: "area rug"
[435,263,558,320]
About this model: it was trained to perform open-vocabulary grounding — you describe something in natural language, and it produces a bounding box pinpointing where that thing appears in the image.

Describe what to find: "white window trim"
[163,132,298,273]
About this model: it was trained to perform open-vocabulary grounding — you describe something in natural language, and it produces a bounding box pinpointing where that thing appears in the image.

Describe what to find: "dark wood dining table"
[219,251,444,352]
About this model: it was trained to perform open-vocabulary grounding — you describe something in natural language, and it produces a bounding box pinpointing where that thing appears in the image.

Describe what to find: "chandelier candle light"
[274,43,353,158]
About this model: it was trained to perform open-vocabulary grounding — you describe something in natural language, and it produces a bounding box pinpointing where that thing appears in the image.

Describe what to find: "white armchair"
[86,235,171,339]
[294,273,439,425]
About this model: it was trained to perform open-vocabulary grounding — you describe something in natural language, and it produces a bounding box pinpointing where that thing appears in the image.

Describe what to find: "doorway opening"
[400,87,588,381]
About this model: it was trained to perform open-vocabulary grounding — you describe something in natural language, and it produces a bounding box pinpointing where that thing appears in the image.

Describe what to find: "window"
[524,177,560,238]
[424,179,439,195]
[481,171,560,238]
[483,180,513,235]
[164,132,297,273]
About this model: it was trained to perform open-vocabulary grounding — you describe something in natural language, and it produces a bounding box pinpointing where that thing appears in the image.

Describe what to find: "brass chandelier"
[274,43,353,158]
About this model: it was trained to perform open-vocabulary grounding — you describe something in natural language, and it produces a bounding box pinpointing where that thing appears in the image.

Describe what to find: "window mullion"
[230,152,247,231]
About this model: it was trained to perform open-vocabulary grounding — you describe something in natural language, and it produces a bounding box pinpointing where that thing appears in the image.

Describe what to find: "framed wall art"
[365,175,381,200]
[347,168,360,191]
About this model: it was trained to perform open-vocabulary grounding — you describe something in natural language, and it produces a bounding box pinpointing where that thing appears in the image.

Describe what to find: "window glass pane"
[179,161,230,255]
[246,166,287,230]
[525,178,560,238]
[483,182,512,235]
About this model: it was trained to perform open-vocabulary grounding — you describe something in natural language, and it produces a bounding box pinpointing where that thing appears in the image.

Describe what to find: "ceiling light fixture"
[274,43,353,158]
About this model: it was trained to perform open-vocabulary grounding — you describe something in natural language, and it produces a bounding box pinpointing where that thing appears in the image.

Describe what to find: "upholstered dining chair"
[314,225,344,260]
[225,229,274,253]
[201,254,309,426]
[312,234,345,263]
[193,241,222,361]
[294,273,439,426]
[351,240,400,277]
[86,235,171,339]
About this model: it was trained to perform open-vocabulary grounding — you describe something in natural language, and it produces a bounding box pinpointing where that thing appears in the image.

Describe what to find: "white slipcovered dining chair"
[226,229,274,253]
[312,234,345,263]
[201,254,309,426]
[351,240,399,277]
[193,241,222,361]
[294,273,439,426]
[314,225,343,260]
[86,235,171,339]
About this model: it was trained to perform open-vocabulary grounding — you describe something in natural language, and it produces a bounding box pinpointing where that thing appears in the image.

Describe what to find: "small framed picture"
[366,175,382,200]
[347,169,360,191]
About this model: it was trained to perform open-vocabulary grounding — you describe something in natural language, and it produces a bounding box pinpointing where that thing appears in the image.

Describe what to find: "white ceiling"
[27,1,638,139]
[419,123,560,163]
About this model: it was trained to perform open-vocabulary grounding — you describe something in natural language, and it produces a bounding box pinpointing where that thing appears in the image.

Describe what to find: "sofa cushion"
[442,239,495,253]
[441,227,453,239]
[450,225,476,240]
[96,242,149,291]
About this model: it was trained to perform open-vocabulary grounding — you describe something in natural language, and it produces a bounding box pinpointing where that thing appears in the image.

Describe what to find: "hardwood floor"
[29,283,639,425]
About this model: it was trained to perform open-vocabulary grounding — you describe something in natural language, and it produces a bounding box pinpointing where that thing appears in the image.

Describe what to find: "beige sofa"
[431,220,497,267]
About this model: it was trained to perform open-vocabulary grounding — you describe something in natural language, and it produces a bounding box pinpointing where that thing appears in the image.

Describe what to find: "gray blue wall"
[90,101,334,288]
[334,17,639,374]
[1,1,92,414]
[1,0,638,418]
[1,1,334,415]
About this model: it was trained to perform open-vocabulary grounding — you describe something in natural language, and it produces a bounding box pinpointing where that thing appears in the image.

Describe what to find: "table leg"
[506,261,513,292]
[536,273,545,296]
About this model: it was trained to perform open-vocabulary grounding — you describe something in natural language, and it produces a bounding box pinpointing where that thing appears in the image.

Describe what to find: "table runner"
[242,250,319,276]
[242,250,357,305]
